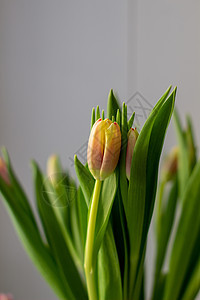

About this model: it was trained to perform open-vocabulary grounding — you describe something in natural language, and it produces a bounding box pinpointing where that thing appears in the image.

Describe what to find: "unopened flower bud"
[126,128,139,180]
[87,118,121,181]
[47,154,62,187]
[0,158,10,185]
[161,146,179,182]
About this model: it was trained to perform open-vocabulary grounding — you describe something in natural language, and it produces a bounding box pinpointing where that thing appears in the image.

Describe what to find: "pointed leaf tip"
[96,105,100,120]
[91,107,95,129]
[107,89,120,119]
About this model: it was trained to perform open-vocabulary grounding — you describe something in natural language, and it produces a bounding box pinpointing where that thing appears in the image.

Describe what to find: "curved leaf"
[173,110,190,199]
[163,161,200,300]
[92,172,117,265]
[98,223,122,300]
[107,89,121,120]
[127,87,175,299]
[32,162,88,300]
[74,155,95,207]
[0,177,67,299]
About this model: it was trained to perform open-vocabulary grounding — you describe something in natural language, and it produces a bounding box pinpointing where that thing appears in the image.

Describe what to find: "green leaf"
[74,155,95,207]
[69,179,83,263]
[152,273,167,300]
[153,177,178,296]
[116,109,120,127]
[144,88,176,236]
[163,160,200,300]
[186,115,197,172]
[173,109,190,198]
[132,245,146,300]
[111,189,127,290]
[127,86,174,299]
[102,109,105,120]
[98,223,122,300]
[31,162,88,300]
[107,89,121,120]
[127,111,135,129]
[119,102,128,215]
[41,166,82,271]
[0,177,68,300]
[118,195,129,300]
[179,228,200,299]
[77,187,88,253]
[1,147,38,229]
[96,105,100,120]
[182,258,200,300]
[92,172,117,265]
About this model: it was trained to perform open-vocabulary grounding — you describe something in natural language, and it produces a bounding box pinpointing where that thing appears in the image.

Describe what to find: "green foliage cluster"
[0,87,199,300]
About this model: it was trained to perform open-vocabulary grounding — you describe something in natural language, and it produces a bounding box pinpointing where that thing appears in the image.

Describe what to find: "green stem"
[84,179,102,300]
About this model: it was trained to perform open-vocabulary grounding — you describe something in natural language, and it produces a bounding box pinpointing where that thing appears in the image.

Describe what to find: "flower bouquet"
[0,87,199,300]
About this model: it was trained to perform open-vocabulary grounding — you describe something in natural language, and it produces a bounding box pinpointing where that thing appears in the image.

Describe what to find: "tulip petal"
[87,119,105,180]
[100,122,121,180]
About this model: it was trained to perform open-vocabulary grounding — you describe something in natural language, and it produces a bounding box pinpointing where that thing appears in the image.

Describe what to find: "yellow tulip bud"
[87,118,121,181]
[126,128,139,180]
[47,154,62,187]
[161,146,179,182]
[0,157,10,185]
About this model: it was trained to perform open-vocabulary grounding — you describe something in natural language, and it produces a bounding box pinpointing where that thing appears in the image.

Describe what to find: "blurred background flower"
[0,294,13,300]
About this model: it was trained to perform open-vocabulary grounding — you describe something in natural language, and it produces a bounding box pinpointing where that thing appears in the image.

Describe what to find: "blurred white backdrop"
[0,1,199,299]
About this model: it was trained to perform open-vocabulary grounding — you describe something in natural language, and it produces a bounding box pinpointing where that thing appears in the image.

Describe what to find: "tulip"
[161,146,179,182]
[126,128,139,180]
[87,118,121,181]
[0,158,10,185]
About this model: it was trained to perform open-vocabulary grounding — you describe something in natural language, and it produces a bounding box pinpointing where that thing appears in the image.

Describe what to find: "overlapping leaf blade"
[127,87,175,299]
[153,176,178,294]
[98,223,122,300]
[1,147,38,228]
[107,89,121,120]
[119,103,128,215]
[32,161,88,300]
[182,258,200,300]
[0,176,68,299]
[173,110,190,198]
[163,160,200,300]
[92,172,117,265]
[74,155,95,207]
[77,186,88,253]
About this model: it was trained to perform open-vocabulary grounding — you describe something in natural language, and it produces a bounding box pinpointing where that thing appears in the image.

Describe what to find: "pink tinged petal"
[0,158,10,185]
[126,128,139,180]
[87,118,121,181]
[100,122,121,180]
[87,118,105,180]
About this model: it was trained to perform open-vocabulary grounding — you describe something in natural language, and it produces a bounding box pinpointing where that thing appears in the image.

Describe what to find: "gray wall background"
[0,1,199,299]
